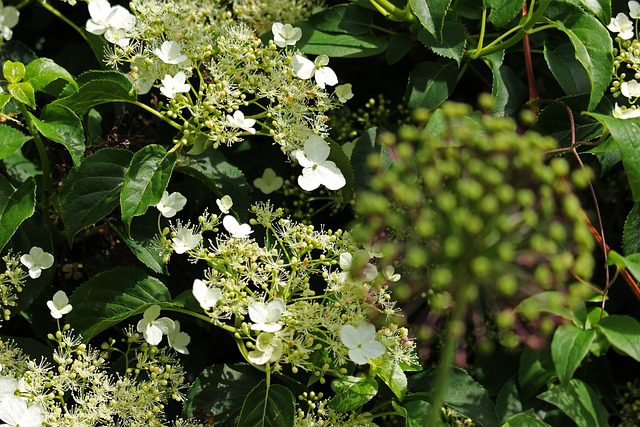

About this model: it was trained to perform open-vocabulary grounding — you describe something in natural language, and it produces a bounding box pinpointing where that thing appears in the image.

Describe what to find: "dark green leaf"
[409,0,451,39]
[417,22,467,65]
[403,400,446,427]
[623,203,640,255]
[515,291,586,327]
[502,412,553,427]
[296,22,388,58]
[406,61,458,109]
[495,379,522,423]
[533,95,606,145]
[538,379,609,427]
[329,376,378,411]
[1,148,41,184]
[66,267,172,341]
[551,324,596,386]
[485,52,527,116]
[236,380,295,427]
[597,315,640,362]
[386,33,413,65]
[309,4,372,35]
[28,104,85,167]
[327,138,355,203]
[9,82,35,108]
[350,127,393,191]
[0,124,32,160]
[486,0,525,27]
[111,211,168,274]
[0,176,36,251]
[121,144,176,229]
[543,42,591,96]
[60,148,133,243]
[518,347,554,400]
[24,58,77,93]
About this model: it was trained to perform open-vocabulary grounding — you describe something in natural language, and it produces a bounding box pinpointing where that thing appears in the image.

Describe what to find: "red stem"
[521,3,539,113]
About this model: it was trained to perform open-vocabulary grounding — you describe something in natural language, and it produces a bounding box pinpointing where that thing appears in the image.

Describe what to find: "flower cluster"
[231,0,323,34]
[160,200,417,378]
[608,2,640,118]
[0,253,29,323]
[294,391,376,426]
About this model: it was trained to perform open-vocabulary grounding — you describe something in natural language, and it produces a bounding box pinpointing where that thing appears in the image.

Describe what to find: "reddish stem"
[521,3,539,113]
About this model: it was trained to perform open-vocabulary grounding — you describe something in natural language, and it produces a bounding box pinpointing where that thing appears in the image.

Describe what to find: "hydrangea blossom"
[154,40,188,65]
[160,72,190,99]
[172,225,201,254]
[294,135,346,191]
[19,247,54,279]
[0,2,19,41]
[613,103,640,119]
[156,191,187,218]
[85,0,135,47]
[383,266,401,282]
[0,395,45,427]
[136,305,175,346]
[291,54,338,89]
[227,111,256,134]
[335,84,354,103]
[216,195,233,214]
[248,332,284,365]
[253,168,283,194]
[248,299,286,332]
[631,1,640,19]
[608,13,634,39]
[271,22,302,47]
[340,323,386,365]
[222,215,253,238]
[339,252,378,283]
[192,279,222,310]
[46,291,72,319]
[622,80,640,98]
[167,320,191,355]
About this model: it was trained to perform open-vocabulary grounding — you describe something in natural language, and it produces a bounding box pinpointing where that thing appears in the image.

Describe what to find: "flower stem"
[130,101,183,130]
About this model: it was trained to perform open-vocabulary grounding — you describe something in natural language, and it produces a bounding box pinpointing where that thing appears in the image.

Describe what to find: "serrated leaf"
[386,33,413,65]
[28,104,85,167]
[308,4,373,35]
[236,380,295,427]
[66,267,172,341]
[417,21,467,65]
[0,176,36,251]
[329,376,378,411]
[538,379,609,427]
[597,314,640,362]
[486,0,525,27]
[0,124,32,160]
[121,144,176,229]
[544,42,591,96]
[551,324,596,386]
[409,0,451,39]
[24,58,77,93]
[406,61,458,109]
[60,148,133,243]
[623,203,640,255]
[296,22,388,58]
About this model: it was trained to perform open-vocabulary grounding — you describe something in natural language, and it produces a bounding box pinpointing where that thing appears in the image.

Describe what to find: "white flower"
[19,247,54,279]
[622,80,640,99]
[253,168,283,194]
[0,377,17,403]
[248,299,285,332]
[167,320,190,355]
[613,103,640,119]
[294,135,346,191]
[154,40,188,65]
[136,305,175,346]
[216,195,233,214]
[156,191,187,218]
[339,252,378,283]
[631,1,640,19]
[335,84,353,103]
[85,0,135,47]
[247,332,284,365]
[383,266,401,282]
[172,225,201,254]
[291,54,338,89]
[340,323,386,365]
[192,279,222,310]
[364,243,383,259]
[227,110,256,134]
[0,2,19,41]
[0,395,45,427]
[160,72,190,99]
[222,215,253,238]
[129,60,155,95]
[272,22,302,47]
[46,291,72,319]
[608,13,634,39]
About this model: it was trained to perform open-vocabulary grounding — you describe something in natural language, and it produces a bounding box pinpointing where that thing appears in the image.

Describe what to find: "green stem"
[475,8,488,57]
[162,306,238,334]
[369,0,406,21]
[38,0,91,46]
[130,101,182,130]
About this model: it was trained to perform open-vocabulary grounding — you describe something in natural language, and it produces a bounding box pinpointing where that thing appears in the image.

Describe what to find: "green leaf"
[3,60,24,84]
[60,148,133,243]
[121,144,176,229]
[308,4,372,35]
[350,127,393,191]
[236,380,295,427]
[403,400,446,427]
[329,376,378,411]
[538,379,609,427]
[551,324,596,386]
[386,33,413,65]
[597,315,640,362]
[296,22,388,58]
[408,368,500,427]
[1,148,41,183]
[24,58,77,93]
[518,347,554,400]
[406,61,458,110]
[409,0,451,39]
[543,42,591,96]
[502,412,553,427]
[417,22,467,65]
[486,0,525,27]
[584,114,640,201]
[485,52,527,116]
[375,361,407,400]
[66,267,172,341]
[577,0,611,24]
[327,138,355,203]
[533,95,606,146]
[8,82,35,109]
[28,104,85,167]
[0,176,36,251]
[111,211,168,274]
[551,10,613,111]
[495,379,522,423]
[53,71,137,116]
[623,203,640,255]
[515,291,586,327]
[183,364,263,425]
[0,124,32,160]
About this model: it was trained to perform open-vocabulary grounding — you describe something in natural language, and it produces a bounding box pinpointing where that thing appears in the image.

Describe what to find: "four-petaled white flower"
[248,299,286,332]
[0,395,45,427]
[167,320,191,355]
[339,252,378,283]
[192,279,222,310]
[340,323,386,365]
[335,84,354,103]
[20,247,54,279]
[291,54,338,89]
[172,225,202,254]
[247,332,284,365]
[608,13,634,39]
[383,266,401,282]
[46,290,73,319]
[631,1,640,19]
[0,2,19,41]
[294,135,346,191]
[160,72,190,99]
[156,191,187,218]
[85,0,135,47]
[136,305,175,346]
[253,168,283,194]
[154,40,188,65]
[272,22,302,48]
[622,80,640,99]
[613,103,640,119]
[227,111,256,134]
[216,195,233,214]
[222,215,253,238]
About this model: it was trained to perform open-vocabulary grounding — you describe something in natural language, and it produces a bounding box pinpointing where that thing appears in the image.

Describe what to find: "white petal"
[348,347,369,365]
[292,54,315,80]
[304,135,330,163]
[28,267,42,279]
[251,323,282,332]
[223,215,240,234]
[0,395,27,424]
[136,318,149,333]
[314,67,338,88]
[249,302,268,324]
[1,7,18,28]
[247,349,271,365]
[294,150,314,168]
[52,290,68,308]
[88,0,111,21]
[154,317,175,334]
[266,298,286,323]
[361,340,386,360]
[315,161,345,190]
[340,324,359,349]
[356,322,377,343]
[298,169,321,191]
[144,325,163,345]
[20,254,34,269]
[339,253,352,270]
[0,377,17,399]
[143,304,161,322]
